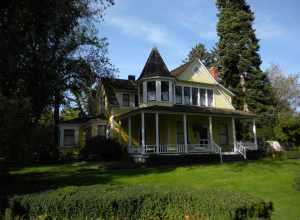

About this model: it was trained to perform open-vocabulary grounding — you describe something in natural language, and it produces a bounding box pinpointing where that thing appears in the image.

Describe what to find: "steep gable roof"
[138,48,172,80]
[101,78,137,106]
[170,61,191,77]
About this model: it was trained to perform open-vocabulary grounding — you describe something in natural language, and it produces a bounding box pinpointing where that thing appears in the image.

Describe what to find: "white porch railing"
[143,139,211,154]
[187,139,210,153]
[212,141,223,163]
[242,141,257,150]
[236,141,247,159]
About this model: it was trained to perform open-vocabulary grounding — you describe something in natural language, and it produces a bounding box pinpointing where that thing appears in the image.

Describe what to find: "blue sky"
[99,0,300,79]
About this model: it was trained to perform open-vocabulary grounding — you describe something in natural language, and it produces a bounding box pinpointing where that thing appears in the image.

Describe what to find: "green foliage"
[216,0,275,140]
[8,185,273,220]
[1,0,115,157]
[184,43,218,68]
[60,108,80,121]
[274,114,300,148]
[82,136,125,161]
[0,96,56,161]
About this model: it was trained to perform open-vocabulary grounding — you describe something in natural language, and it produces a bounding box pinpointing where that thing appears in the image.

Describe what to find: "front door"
[197,125,209,147]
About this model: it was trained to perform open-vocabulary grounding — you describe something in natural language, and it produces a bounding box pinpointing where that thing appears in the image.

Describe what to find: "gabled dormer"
[138,48,175,107]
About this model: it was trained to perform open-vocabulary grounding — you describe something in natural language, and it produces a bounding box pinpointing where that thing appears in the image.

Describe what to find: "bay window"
[161,81,169,101]
[175,86,182,104]
[147,81,156,101]
[184,87,190,105]
[207,89,213,107]
[192,88,198,105]
[200,89,206,106]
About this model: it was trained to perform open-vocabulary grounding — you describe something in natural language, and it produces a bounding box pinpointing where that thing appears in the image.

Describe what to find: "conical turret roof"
[138,48,172,80]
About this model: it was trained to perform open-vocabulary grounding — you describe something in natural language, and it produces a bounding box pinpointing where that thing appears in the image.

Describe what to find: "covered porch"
[119,105,257,160]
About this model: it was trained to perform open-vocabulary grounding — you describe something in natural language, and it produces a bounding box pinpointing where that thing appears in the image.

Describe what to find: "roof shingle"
[138,48,172,80]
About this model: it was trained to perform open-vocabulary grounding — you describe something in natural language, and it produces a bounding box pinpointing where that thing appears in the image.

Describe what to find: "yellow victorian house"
[59,48,258,163]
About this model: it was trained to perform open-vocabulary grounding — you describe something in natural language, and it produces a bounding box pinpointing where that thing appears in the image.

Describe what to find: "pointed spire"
[138,48,172,80]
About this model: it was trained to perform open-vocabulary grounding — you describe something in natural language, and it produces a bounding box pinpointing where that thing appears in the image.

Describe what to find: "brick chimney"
[128,75,135,81]
[209,67,218,81]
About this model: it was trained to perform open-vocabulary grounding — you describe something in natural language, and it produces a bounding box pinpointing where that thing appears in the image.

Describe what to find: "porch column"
[253,119,258,150]
[209,116,213,148]
[155,113,159,154]
[156,80,161,102]
[141,112,145,154]
[169,81,173,103]
[143,81,147,104]
[232,117,237,152]
[128,116,132,152]
[183,114,188,153]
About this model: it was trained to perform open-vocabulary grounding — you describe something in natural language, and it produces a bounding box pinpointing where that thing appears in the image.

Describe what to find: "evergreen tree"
[216,0,275,138]
[184,43,217,67]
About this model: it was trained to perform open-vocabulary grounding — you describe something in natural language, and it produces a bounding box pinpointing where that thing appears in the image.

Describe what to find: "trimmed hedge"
[8,185,273,220]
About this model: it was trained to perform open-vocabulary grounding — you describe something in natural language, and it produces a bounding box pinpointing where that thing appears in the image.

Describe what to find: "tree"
[0,0,115,160]
[267,64,300,114]
[216,0,273,109]
[216,0,275,139]
[184,43,217,67]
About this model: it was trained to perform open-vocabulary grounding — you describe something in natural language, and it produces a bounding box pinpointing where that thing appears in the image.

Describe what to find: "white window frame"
[174,85,214,107]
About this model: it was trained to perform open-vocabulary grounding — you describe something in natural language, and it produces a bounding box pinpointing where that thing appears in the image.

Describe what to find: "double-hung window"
[122,94,130,106]
[175,86,182,104]
[184,87,190,105]
[147,81,156,101]
[207,89,213,107]
[64,129,75,146]
[200,89,206,106]
[192,88,198,105]
[161,81,169,101]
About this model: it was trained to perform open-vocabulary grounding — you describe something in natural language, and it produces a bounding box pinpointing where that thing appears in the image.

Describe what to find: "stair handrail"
[212,141,223,163]
[236,141,247,159]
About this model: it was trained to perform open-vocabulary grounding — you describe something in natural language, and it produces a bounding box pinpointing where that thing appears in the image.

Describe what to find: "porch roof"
[118,105,255,119]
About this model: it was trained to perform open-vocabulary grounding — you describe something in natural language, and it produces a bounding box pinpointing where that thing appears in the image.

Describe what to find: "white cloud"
[176,12,218,40]
[106,15,173,47]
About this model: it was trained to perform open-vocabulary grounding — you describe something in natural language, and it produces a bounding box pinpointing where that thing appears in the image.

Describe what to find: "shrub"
[82,136,126,161]
[8,185,273,220]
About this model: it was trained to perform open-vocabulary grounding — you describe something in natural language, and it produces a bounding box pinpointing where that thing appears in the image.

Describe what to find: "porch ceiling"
[118,105,255,119]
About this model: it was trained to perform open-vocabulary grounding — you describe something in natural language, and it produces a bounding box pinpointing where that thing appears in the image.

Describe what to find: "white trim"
[143,81,147,104]
[189,87,192,105]
[232,117,237,152]
[183,114,188,153]
[209,116,213,149]
[216,87,235,109]
[156,80,161,102]
[253,119,258,150]
[141,112,145,154]
[156,113,159,154]
[169,81,173,103]
[196,59,235,97]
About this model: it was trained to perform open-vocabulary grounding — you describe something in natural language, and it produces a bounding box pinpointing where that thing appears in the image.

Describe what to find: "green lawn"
[6,159,300,220]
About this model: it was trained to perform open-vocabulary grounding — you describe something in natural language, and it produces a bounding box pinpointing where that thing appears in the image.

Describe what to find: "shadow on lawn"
[2,162,177,196]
